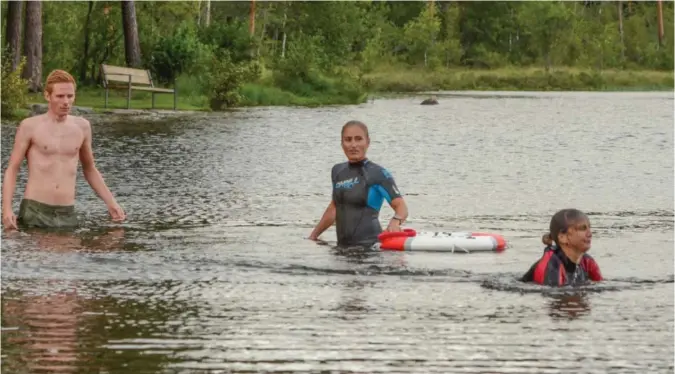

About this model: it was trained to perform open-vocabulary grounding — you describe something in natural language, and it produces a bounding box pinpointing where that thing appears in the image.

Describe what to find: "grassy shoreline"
[362,65,674,93]
[12,66,674,118]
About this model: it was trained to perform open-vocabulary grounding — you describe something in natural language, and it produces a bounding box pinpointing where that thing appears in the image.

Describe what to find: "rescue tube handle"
[378,228,417,241]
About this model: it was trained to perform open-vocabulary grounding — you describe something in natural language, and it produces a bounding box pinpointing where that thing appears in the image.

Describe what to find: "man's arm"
[2,120,32,225]
[78,118,118,207]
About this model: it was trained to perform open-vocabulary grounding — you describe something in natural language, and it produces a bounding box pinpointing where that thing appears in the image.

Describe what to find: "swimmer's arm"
[2,120,31,214]
[309,200,336,240]
[379,170,408,225]
[388,197,408,225]
[78,119,118,207]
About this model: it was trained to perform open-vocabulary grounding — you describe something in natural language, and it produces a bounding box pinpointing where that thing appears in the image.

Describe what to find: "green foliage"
[149,22,212,85]
[1,49,29,119]
[360,28,388,73]
[266,30,366,104]
[272,33,326,84]
[198,20,256,63]
[402,4,441,66]
[517,2,573,69]
[204,53,260,110]
[10,0,674,113]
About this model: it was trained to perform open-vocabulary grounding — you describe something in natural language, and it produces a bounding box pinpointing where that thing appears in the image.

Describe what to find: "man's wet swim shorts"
[18,199,79,229]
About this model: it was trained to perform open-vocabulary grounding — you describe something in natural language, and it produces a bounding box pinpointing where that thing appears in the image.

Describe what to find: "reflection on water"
[2,227,126,373]
[548,294,591,321]
[2,92,673,373]
[1,226,196,373]
[334,279,375,320]
[3,290,80,374]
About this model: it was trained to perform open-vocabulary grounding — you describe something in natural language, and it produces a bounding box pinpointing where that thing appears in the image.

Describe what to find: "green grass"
[362,64,674,92]
[238,83,368,107]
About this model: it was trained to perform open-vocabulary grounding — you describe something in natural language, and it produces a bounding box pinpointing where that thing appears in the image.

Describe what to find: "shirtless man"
[2,69,125,230]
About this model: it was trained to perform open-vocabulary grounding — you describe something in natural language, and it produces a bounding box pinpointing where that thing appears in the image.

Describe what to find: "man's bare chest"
[31,127,83,157]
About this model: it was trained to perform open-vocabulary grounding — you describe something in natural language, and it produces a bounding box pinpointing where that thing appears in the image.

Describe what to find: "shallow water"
[2,91,673,373]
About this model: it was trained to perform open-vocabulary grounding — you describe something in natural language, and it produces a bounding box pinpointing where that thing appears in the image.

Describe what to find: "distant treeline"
[1,1,673,113]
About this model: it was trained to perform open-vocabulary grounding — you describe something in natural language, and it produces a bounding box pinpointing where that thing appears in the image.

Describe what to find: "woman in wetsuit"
[308,120,409,248]
[522,208,603,286]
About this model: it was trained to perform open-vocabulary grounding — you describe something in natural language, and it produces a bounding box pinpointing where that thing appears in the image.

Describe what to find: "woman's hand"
[385,219,402,232]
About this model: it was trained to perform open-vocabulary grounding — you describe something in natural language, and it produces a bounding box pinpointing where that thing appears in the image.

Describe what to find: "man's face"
[45,83,75,116]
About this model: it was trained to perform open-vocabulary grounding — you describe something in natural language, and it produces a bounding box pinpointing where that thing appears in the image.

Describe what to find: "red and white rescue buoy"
[378,228,507,253]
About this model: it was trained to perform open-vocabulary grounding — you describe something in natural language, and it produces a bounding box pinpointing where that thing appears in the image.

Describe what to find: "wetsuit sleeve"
[375,167,402,203]
[521,262,538,282]
[522,251,559,286]
[331,164,342,192]
[581,255,603,281]
[331,165,337,185]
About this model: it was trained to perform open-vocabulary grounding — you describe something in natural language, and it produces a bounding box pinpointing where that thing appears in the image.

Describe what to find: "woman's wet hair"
[542,208,589,246]
[341,120,369,139]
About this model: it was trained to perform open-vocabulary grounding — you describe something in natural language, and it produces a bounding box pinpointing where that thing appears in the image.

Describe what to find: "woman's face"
[341,125,369,162]
[558,218,593,253]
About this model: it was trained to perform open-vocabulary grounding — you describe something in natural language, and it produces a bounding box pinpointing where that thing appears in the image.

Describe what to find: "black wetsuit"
[331,159,402,248]
[521,245,603,287]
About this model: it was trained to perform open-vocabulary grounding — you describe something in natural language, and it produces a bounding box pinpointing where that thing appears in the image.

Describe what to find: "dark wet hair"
[542,208,590,247]
[341,120,369,139]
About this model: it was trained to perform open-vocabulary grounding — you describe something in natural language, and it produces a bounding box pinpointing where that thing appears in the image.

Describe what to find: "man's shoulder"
[70,115,91,129]
[15,115,44,139]
[18,114,42,128]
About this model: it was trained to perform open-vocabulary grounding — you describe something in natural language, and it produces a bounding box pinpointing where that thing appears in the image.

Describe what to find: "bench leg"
[173,79,177,111]
[104,87,108,108]
[127,76,131,109]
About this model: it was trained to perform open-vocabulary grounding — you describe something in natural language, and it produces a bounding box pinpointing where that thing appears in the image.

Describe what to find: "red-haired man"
[2,69,125,230]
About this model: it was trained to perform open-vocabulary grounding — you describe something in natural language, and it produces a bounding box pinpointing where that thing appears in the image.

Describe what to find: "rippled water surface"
[2,91,674,373]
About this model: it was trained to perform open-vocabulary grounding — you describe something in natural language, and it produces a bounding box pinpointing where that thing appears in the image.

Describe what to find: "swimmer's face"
[559,218,592,252]
[341,125,369,162]
[44,83,75,116]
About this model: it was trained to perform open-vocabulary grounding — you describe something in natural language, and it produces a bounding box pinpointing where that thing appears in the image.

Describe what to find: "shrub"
[1,49,29,119]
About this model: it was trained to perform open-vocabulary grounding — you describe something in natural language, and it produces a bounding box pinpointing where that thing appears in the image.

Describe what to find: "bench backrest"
[101,64,153,87]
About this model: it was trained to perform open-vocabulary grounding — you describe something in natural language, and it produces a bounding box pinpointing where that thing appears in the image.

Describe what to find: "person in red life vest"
[522,208,603,286]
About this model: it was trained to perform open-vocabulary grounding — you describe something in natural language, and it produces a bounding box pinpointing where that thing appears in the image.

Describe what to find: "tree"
[22,0,42,92]
[121,0,142,67]
[5,0,23,71]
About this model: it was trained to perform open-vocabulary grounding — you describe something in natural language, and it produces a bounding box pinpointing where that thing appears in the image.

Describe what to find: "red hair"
[44,69,76,94]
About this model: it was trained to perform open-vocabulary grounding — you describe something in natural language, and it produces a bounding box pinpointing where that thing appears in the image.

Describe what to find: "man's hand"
[107,202,126,222]
[3,210,17,230]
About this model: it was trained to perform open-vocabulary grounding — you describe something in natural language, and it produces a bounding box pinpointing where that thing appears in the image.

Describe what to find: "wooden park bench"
[100,64,177,110]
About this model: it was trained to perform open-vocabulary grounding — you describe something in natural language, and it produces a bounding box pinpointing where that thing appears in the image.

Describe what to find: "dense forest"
[1,0,673,116]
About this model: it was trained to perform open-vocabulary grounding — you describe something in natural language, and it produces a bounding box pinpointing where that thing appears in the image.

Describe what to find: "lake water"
[2,91,673,373]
